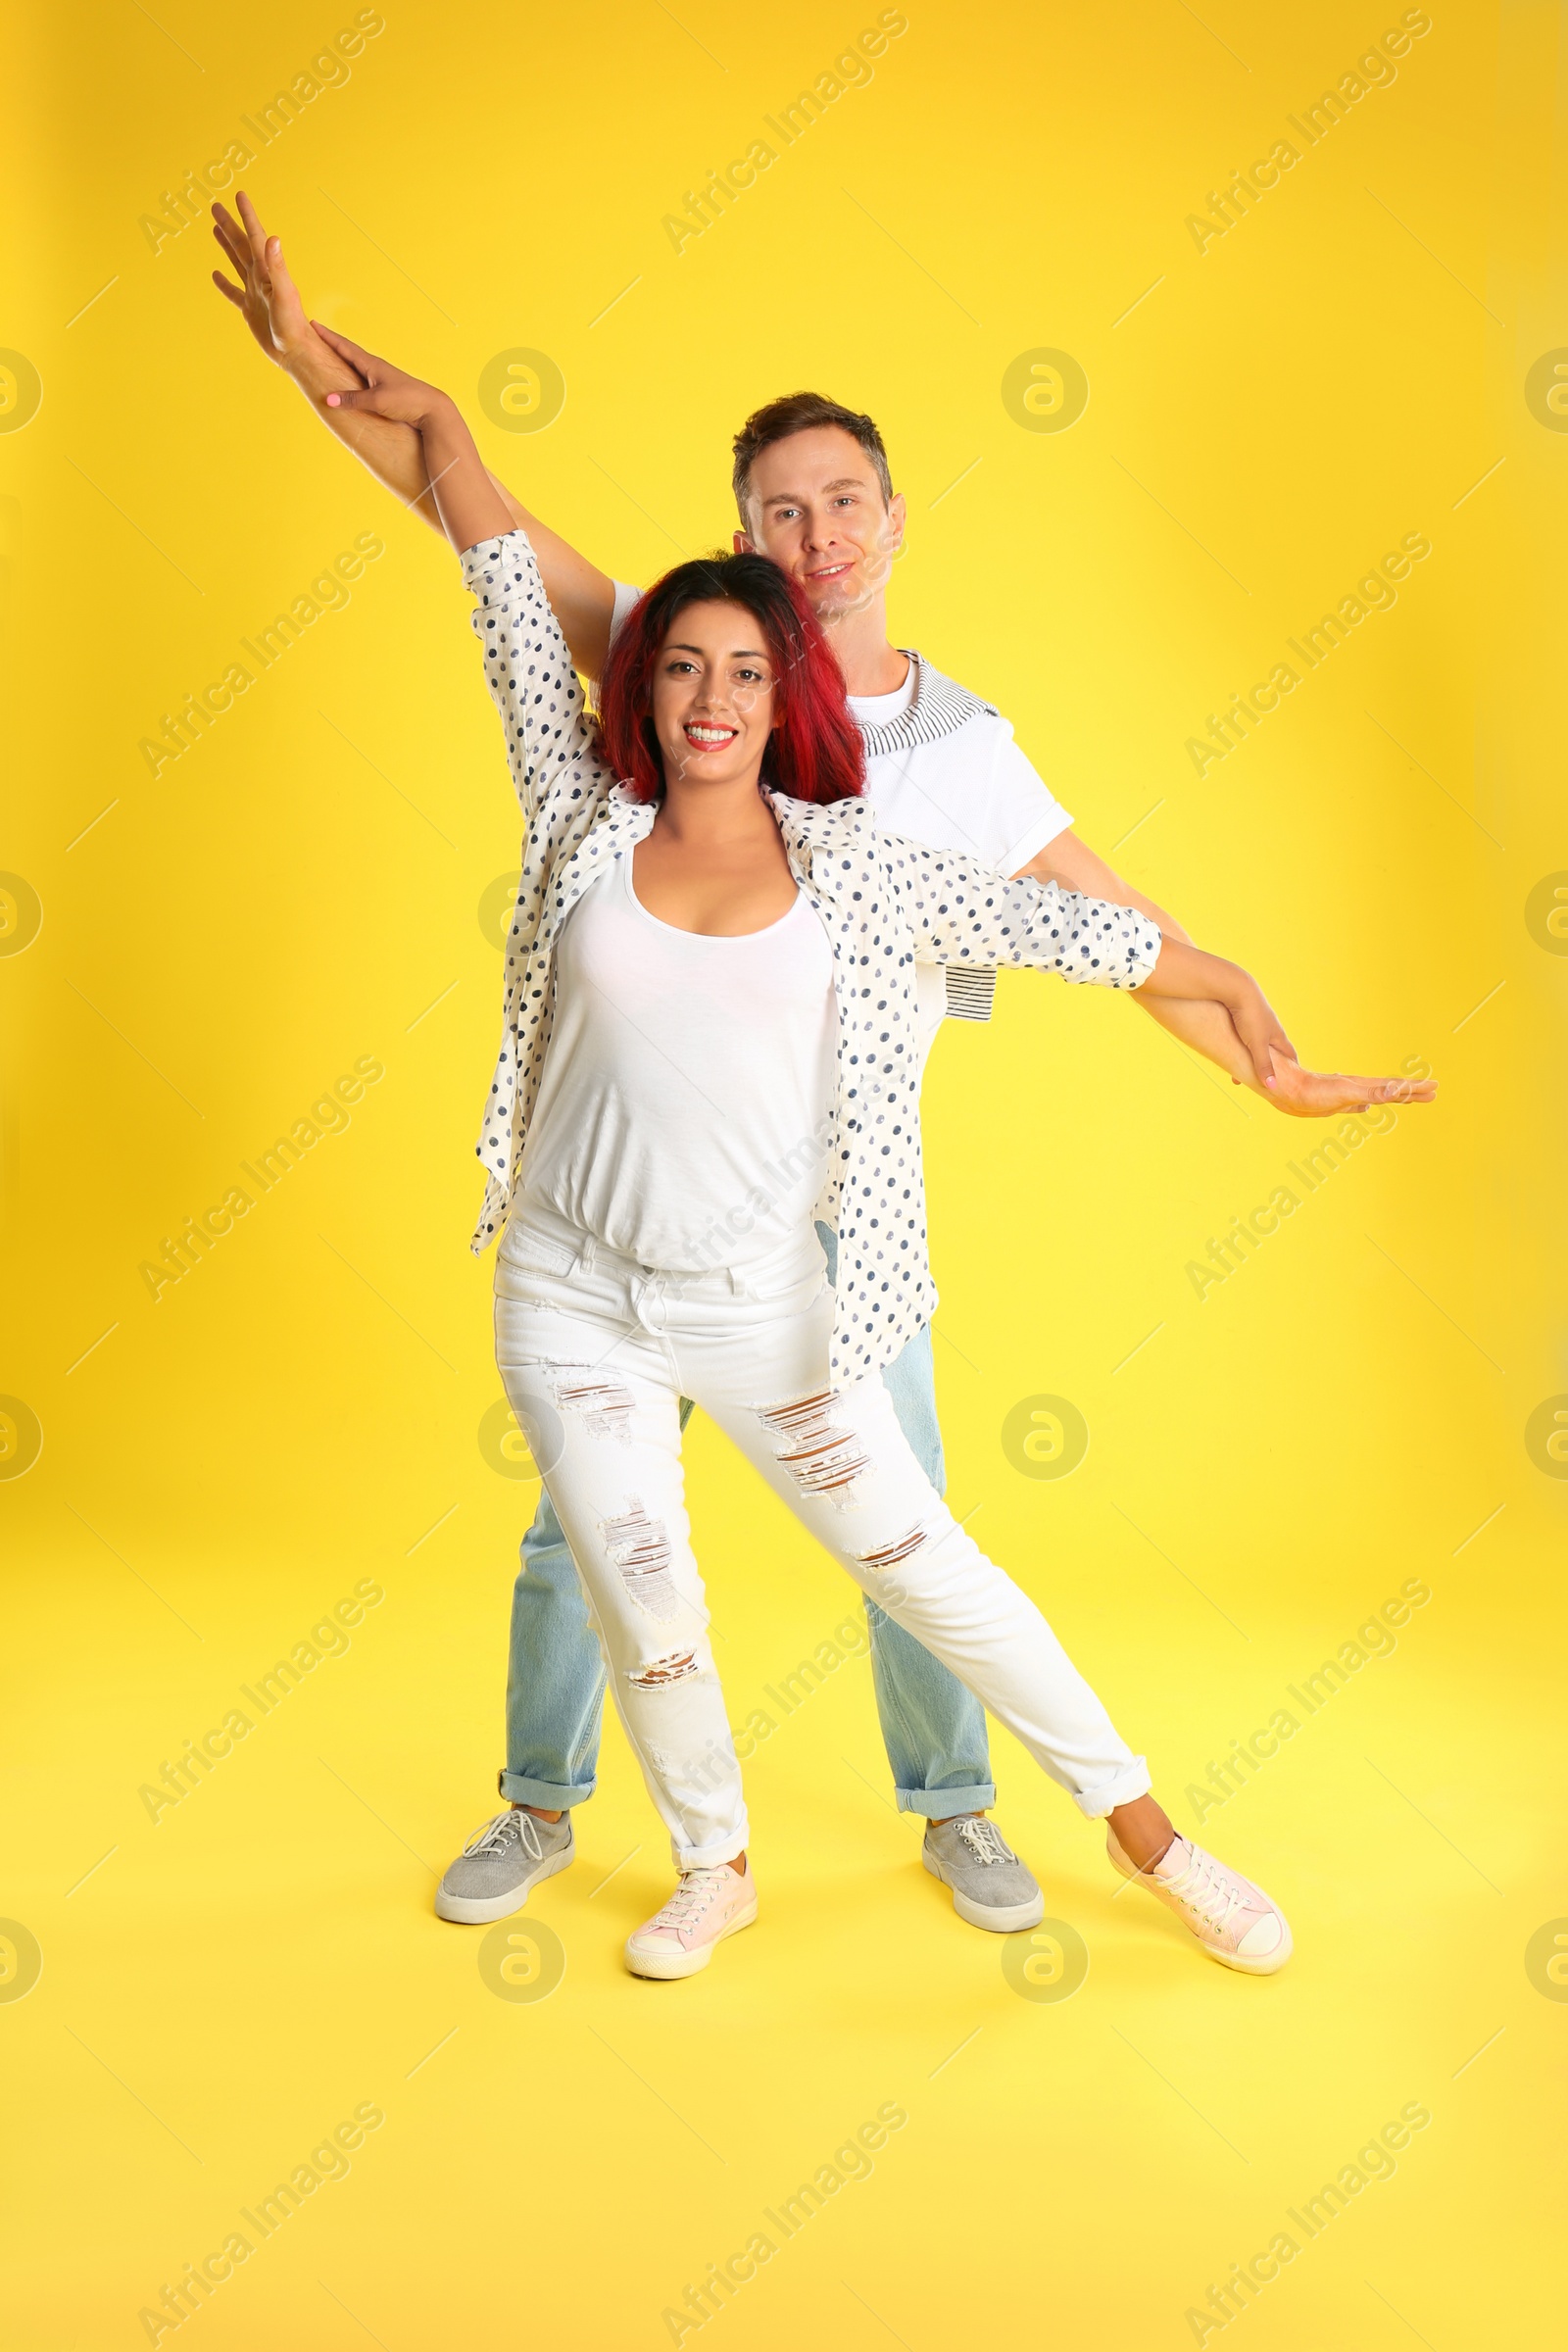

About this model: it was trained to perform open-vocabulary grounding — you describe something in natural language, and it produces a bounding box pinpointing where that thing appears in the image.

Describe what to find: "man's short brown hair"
[731,391,892,521]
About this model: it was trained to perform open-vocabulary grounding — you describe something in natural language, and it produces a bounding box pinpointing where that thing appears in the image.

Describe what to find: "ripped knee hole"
[627,1650,698,1690]
[601,1500,681,1623]
[756,1389,870,1501]
[857,1525,929,1573]
[547,1366,636,1442]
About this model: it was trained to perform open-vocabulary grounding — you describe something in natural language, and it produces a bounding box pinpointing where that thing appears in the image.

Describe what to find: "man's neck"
[823,594,908,697]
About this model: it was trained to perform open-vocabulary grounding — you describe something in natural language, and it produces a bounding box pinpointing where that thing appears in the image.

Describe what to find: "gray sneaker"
[434,1808,574,1924]
[922,1816,1045,1933]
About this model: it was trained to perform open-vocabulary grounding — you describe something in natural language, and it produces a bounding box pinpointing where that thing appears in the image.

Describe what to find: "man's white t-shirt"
[606,581,1073,1061]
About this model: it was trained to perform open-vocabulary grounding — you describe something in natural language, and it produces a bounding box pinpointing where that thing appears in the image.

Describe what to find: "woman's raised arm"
[310,345,602,823]
[210,193,618,672]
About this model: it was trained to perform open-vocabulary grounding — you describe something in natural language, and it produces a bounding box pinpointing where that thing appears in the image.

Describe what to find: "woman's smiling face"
[650,599,779,792]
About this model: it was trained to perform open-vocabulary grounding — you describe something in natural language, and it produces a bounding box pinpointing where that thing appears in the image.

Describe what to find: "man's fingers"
[212,221,250,282]
[263,237,305,315]
[211,270,245,309]
[235,188,270,260]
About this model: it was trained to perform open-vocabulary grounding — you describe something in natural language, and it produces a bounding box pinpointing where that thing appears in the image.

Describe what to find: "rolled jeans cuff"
[1071,1755,1152,1820]
[675,1824,751,1873]
[498,1767,596,1810]
[894,1781,997,1820]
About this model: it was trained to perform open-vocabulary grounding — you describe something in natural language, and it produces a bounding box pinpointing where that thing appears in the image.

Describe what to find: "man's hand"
[207,196,616,660]
[1264,1054,1437,1115]
[1138,937,1436,1112]
[210,192,321,370]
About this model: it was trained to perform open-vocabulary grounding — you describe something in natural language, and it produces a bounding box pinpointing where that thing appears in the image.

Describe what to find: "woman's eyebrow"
[664,642,768,659]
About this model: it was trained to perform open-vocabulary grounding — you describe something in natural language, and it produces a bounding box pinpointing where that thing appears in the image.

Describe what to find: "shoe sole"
[923,1851,1045,1935]
[1106,1847,1293,1975]
[625,1897,759,1981]
[433,1841,573,1925]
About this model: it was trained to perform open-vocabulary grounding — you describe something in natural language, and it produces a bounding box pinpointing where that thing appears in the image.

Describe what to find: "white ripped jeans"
[493,1203,1150,1870]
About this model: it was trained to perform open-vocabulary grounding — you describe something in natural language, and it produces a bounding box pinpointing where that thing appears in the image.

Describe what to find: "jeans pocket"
[500,1222,577,1279]
[745,1249,831,1315]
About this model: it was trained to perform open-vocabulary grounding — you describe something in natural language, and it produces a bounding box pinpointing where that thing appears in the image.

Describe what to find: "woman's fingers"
[312,320,379,378]
[322,387,373,412]
[211,270,245,308]
[1226,993,1277,1087]
[1229,1012,1274,1087]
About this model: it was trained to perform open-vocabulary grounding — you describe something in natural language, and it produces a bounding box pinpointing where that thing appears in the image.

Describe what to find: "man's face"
[735,426,906,622]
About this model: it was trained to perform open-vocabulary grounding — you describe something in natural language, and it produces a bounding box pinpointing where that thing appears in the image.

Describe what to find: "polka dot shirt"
[462,530,1161,1387]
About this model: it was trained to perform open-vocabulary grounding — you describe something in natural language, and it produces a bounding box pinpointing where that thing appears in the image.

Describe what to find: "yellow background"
[4,0,1565,2344]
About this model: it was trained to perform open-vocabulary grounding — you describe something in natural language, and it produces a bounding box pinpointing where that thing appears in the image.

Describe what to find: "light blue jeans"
[499,1227,996,1819]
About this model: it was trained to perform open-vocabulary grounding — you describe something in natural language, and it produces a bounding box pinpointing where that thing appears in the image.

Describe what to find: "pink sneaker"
[625,1863,759,1980]
[1107,1830,1292,1974]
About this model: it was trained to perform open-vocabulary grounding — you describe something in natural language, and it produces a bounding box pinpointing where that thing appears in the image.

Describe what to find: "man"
[212,195,1424,1936]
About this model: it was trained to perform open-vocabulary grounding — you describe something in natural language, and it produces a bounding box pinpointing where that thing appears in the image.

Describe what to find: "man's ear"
[733,526,755,554]
[885,489,907,556]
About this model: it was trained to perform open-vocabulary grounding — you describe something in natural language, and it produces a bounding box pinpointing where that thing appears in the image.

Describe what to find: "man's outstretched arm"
[1021,826,1431,1114]
[210,192,617,675]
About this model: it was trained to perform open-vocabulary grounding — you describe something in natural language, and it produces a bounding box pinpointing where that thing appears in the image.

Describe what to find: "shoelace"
[651,1868,731,1930]
[462,1809,544,1865]
[1163,1845,1249,1935]
[953,1816,1014,1868]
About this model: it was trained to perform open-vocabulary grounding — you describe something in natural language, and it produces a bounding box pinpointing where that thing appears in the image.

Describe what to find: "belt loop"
[579,1236,597,1275]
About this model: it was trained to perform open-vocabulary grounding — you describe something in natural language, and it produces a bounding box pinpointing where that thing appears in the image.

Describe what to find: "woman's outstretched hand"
[310,326,452,429]
[1215,968,1294,1092]
[1212,976,1437,1110]
[1144,938,1438,1110]
[1215,972,1438,1110]
[284,334,510,552]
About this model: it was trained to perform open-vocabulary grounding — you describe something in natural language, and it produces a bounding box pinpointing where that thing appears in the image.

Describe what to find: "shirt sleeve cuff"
[1127,915,1162,987]
[460,527,533,596]
[1001,806,1074,880]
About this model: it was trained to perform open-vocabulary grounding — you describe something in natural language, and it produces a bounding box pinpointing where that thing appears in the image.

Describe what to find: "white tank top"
[516,854,839,1272]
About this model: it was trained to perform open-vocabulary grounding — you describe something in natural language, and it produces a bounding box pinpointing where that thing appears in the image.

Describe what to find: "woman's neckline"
[621,852,808,943]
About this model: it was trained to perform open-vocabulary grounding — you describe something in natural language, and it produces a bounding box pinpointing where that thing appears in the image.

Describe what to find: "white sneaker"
[1107,1830,1292,1974]
[625,1862,759,1980]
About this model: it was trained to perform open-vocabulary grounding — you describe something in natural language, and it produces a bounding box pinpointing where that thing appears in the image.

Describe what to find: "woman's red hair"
[597,554,864,806]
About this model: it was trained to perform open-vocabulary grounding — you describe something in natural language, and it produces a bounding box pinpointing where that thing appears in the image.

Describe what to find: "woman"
[323,351,1300,1983]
